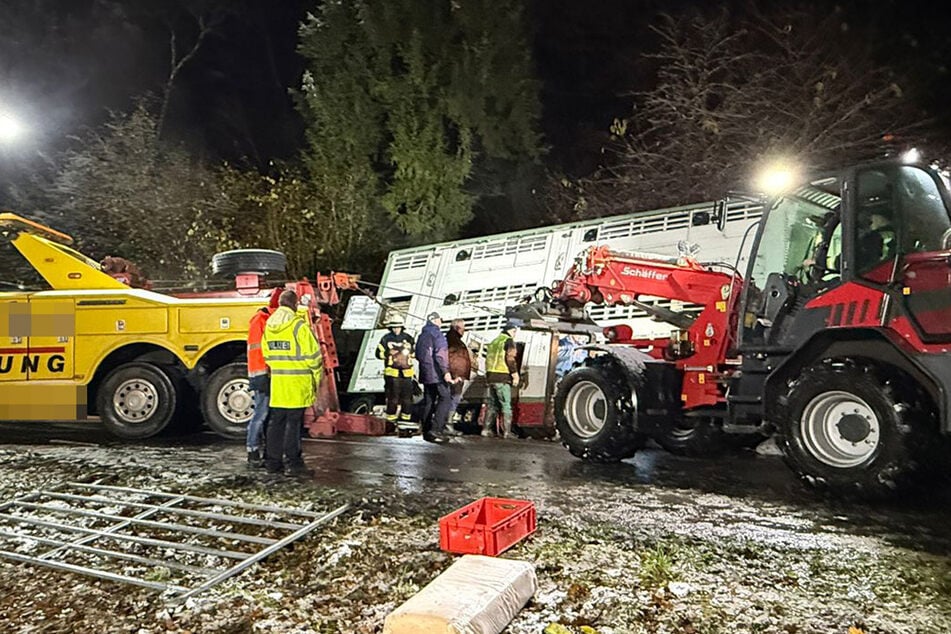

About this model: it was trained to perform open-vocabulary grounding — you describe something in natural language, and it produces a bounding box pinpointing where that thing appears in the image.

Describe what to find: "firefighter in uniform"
[245,287,282,468]
[482,319,522,439]
[375,314,418,435]
[261,290,323,477]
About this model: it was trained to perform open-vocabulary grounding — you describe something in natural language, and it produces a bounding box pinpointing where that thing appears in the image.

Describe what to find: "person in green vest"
[261,290,323,477]
[482,319,523,439]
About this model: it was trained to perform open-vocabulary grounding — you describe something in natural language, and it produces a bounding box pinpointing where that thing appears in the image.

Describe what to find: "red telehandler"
[515,159,951,497]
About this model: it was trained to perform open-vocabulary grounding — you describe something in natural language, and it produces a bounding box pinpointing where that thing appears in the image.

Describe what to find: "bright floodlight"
[754,161,799,195]
[0,111,25,144]
[901,147,921,164]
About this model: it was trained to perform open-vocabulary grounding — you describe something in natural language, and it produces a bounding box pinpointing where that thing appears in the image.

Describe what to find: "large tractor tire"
[653,417,727,458]
[201,363,254,439]
[775,360,933,498]
[554,366,645,462]
[211,249,286,278]
[97,362,178,440]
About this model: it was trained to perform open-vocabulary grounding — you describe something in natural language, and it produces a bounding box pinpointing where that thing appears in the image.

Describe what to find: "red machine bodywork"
[802,253,951,354]
[551,246,743,408]
[290,276,387,437]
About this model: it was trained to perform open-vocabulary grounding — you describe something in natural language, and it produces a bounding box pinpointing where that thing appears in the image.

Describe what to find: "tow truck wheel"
[777,360,931,497]
[554,366,645,462]
[653,417,727,457]
[201,363,254,439]
[97,362,177,439]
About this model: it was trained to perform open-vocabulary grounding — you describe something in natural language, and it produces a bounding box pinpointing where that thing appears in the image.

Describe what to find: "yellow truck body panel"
[0,213,264,436]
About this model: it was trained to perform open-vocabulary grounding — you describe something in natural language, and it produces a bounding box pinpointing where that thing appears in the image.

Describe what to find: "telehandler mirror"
[941,227,951,251]
[714,200,727,232]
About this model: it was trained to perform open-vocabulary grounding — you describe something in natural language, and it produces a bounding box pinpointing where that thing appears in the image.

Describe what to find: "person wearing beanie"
[245,287,283,468]
[482,318,523,439]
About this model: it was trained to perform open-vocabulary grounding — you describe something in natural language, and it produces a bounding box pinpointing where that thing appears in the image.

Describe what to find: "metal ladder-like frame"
[0,482,348,601]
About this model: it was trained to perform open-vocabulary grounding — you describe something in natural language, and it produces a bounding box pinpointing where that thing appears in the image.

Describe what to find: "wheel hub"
[800,390,880,468]
[218,379,253,425]
[564,380,608,439]
[114,379,158,423]
[836,413,871,443]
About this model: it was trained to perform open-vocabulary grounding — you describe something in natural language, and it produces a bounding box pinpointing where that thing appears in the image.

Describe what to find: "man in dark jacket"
[415,312,453,444]
[446,319,472,434]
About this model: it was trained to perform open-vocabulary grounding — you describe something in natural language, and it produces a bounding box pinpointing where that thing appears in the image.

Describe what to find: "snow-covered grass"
[0,442,948,633]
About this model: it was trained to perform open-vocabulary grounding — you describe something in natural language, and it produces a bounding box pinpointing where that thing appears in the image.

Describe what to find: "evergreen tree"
[296,0,543,244]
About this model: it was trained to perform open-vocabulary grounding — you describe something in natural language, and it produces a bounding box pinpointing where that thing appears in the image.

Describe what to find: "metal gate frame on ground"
[0,482,349,601]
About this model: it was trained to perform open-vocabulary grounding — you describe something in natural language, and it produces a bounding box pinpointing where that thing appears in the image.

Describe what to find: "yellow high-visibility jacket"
[486,332,517,380]
[261,306,323,408]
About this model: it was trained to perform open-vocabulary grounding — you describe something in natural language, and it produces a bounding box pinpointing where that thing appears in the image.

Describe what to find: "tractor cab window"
[855,166,951,282]
[742,177,841,344]
[748,177,842,290]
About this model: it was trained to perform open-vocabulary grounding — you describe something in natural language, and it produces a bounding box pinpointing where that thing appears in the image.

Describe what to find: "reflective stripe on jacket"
[376,330,416,378]
[247,308,271,377]
[261,306,323,408]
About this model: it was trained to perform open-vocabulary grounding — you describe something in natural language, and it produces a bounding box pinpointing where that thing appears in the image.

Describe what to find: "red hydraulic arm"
[286,274,388,437]
[551,246,743,408]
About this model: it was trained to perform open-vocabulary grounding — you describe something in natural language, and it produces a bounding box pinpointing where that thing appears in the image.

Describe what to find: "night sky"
[2,0,950,192]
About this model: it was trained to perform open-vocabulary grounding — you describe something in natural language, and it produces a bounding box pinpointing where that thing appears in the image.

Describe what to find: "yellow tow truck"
[0,213,279,440]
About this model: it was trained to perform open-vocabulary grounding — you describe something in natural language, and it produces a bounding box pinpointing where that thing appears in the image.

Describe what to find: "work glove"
[512,373,520,387]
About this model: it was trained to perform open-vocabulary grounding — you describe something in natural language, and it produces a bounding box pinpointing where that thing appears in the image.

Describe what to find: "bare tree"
[49,104,237,280]
[555,7,928,219]
[156,6,224,138]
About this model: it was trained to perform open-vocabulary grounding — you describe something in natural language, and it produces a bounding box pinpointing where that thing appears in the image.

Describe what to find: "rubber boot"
[501,416,517,440]
[247,449,264,469]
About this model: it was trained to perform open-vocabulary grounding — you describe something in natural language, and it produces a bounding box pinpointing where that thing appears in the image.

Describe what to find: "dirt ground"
[0,437,949,634]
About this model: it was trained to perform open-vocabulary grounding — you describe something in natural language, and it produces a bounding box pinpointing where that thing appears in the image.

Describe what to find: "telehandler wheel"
[554,366,645,462]
[97,362,178,440]
[653,417,727,458]
[776,360,932,498]
[202,363,254,439]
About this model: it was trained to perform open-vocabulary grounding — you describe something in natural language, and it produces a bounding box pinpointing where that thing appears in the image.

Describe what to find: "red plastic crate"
[439,497,536,556]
